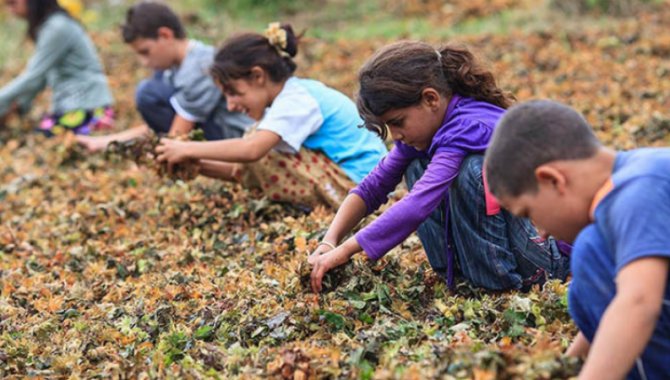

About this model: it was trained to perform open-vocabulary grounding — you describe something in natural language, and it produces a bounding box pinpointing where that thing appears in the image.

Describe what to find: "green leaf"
[194,325,215,341]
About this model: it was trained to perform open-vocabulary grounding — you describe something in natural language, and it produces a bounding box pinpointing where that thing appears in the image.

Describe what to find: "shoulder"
[39,12,79,37]
[614,148,670,181]
[600,148,670,211]
[183,40,215,70]
[175,41,216,83]
[450,96,505,128]
[271,78,319,109]
[187,40,215,59]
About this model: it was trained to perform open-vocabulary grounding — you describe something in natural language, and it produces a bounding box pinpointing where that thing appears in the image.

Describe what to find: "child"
[484,100,670,379]
[76,2,250,151]
[308,41,570,293]
[155,23,388,208]
[0,0,114,135]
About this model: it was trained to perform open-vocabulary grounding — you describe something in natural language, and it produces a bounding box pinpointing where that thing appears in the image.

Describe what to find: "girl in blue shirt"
[156,23,387,208]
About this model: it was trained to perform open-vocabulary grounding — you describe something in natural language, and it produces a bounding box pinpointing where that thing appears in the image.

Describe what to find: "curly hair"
[357,41,515,139]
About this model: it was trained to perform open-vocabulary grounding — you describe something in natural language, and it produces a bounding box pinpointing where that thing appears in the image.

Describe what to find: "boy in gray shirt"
[77,2,251,151]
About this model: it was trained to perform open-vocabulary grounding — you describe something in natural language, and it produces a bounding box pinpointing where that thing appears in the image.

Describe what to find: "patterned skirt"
[240,147,356,209]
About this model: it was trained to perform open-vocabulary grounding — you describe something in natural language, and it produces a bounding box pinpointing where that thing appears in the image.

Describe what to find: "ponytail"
[357,40,514,139]
[437,45,514,110]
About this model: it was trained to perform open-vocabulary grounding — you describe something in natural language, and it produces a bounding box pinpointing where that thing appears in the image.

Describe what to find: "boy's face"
[129,29,178,71]
[497,166,592,243]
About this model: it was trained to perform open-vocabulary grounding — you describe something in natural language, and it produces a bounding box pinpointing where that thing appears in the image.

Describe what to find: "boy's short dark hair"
[485,100,602,198]
[121,2,186,43]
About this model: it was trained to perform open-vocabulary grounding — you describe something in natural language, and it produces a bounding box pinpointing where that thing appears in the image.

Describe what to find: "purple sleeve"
[355,150,466,261]
[350,144,417,215]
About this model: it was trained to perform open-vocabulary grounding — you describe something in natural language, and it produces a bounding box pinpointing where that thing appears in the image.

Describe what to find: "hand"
[0,102,19,127]
[308,242,334,260]
[308,246,352,294]
[155,138,191,165]
[76,135,115,152]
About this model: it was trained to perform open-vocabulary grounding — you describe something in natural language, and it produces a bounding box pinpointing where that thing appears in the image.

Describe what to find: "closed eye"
[385,117,404,128]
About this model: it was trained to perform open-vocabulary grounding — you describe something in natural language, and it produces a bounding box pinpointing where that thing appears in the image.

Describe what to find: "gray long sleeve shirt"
[0,12,113,116]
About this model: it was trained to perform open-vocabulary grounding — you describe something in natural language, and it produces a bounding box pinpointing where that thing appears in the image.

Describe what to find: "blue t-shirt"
[256,77,387,183]
[568,148,670,380]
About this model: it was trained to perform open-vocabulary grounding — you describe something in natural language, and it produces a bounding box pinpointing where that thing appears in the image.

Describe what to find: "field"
[1,0,670,378]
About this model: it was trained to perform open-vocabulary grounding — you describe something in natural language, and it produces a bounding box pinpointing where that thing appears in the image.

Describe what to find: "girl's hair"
[357,41,515,139]
[26,0,69,41]
[210,23,300,93]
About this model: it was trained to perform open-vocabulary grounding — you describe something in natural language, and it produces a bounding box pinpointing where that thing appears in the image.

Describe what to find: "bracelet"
[317,240,337,250]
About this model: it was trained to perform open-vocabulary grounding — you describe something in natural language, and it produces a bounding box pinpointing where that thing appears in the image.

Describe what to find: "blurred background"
[2,0,670,148]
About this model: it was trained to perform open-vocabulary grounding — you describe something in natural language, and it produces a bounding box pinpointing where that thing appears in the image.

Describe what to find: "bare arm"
[308,235,363,293]
[321,194,368,246]
[578,257,668,379]
[167,114,195,137]
[198,160,240,181]
[566,331,590,358]
[307,193,369,293]
[76,124,152,152]
[156,130,281,164]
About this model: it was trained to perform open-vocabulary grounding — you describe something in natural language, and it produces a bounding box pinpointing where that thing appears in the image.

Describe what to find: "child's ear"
[249,66,267,86]
[420,88,441,111]
[156,26,175,40]
[535,164,567,194]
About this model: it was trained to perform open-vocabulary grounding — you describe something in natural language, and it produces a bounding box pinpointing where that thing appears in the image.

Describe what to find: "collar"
[589,178,614,221]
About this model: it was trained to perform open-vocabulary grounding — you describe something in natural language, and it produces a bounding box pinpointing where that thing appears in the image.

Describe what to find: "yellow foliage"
[58,0,83,20]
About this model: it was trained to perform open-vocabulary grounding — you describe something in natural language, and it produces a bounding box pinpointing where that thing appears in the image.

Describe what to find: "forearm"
[322,194,368,245]
[183,130,280,163]
[167,115,194,137]
[107,125,152,142]
[579,295,659,379]
[566,331,590,358]
[340,236,363,259]
[198,160,239,181]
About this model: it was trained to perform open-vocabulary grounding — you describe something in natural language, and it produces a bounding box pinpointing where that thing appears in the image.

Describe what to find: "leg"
[135,72,176,134]
[242,148,354,208]
[404,159,450,278]
[199,107,249,141]
[450,155,570,290]
[449,155,522,290]
[505,213,571,286]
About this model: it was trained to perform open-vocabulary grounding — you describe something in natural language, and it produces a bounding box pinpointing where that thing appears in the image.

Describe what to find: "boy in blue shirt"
[484,100,670,379]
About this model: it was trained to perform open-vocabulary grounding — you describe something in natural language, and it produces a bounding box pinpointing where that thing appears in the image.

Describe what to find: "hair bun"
[264,22,299,58]
[280,24,299,57]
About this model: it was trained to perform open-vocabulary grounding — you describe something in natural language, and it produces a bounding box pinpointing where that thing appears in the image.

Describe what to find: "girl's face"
[220,68,275,121]
[5,0,28,18]
[379,88,448,151]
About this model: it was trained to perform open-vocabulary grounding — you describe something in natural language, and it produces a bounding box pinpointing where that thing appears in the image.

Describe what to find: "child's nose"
[227,100,239,112]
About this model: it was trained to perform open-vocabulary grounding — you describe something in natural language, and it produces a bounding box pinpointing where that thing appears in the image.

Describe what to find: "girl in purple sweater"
[308,41,570,292]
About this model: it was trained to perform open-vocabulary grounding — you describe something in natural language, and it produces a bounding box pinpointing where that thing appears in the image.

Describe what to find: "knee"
[404,158,428,191]
[135,79,156,112]
[452,155,484,197]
